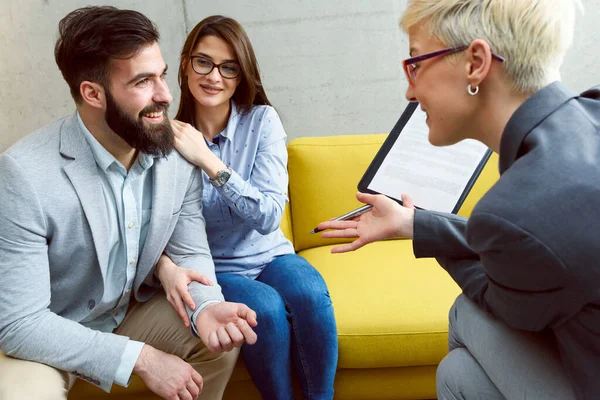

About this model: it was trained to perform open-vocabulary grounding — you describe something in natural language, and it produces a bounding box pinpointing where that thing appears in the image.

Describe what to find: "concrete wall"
[1,0,599,153]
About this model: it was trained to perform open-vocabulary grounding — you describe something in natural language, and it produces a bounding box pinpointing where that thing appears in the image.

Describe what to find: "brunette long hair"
[175,15,271,124]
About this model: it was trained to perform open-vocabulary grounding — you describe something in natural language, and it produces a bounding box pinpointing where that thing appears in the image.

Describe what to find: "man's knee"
[0,353,68,400]
[219,346,239,371]
[190,347,239,393]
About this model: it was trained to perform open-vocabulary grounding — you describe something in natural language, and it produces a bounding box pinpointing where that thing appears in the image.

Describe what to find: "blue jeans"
[217,254,338,400]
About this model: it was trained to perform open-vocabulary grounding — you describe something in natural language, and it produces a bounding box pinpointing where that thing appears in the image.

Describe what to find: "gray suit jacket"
[413,82,600,399]
[0,113,224,391]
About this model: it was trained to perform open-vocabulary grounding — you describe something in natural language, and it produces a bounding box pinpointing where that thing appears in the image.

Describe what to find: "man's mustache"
[139,103,169,117]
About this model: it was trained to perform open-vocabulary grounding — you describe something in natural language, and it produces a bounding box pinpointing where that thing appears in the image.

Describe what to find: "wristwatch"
[210,167,232,187]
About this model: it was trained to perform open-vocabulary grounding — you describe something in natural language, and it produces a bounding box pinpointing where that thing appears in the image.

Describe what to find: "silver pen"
[309,204,373,234]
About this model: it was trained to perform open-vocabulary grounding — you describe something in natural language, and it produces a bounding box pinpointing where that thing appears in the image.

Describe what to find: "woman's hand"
[316,192,416,253]
[170,120,225,177]
[155,254,214,327]
[170,119,210,167]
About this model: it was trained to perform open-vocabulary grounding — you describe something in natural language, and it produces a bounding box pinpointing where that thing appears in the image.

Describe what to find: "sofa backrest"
[284,134,499,252]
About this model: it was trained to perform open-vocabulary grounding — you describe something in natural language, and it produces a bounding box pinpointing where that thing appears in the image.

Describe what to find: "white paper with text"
[368,107,490,212]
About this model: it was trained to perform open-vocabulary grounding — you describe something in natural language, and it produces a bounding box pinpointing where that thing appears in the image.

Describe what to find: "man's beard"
[105,89,174,157]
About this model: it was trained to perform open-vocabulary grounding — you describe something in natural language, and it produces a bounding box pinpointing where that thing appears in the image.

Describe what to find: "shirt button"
[113,311,119,317]
[128,222,134,229]
[125,288,131,294]
[87,299,95,310]
[129,259,135,265]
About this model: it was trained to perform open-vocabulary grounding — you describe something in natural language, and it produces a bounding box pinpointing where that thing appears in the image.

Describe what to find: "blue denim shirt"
[201,103,295,278]
[78,113,150,387]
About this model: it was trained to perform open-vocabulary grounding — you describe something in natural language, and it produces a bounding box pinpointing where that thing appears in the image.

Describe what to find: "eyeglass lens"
[192,57,240,79]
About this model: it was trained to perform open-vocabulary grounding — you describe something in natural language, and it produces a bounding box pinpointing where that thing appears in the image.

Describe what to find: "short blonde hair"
[400,0,583,93]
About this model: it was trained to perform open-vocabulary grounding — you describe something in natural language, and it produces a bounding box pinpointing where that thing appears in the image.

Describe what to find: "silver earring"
[467,84,479,96]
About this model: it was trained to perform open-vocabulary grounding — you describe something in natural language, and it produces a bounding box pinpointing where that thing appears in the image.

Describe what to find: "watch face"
[213,168,232,187]
[220,169,231,182]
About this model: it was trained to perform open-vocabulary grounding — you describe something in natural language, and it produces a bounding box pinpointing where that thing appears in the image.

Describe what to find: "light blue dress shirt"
[77,114,151,387]
[201,103,295,277]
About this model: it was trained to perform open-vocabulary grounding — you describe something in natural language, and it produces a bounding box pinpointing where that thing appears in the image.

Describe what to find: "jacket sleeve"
[0,154,129,392]
[164,165,224,321]
[413,209,586,331]
[413,210,477,259]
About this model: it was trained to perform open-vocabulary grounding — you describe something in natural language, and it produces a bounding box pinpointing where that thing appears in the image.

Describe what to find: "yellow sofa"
[68,133,498,399]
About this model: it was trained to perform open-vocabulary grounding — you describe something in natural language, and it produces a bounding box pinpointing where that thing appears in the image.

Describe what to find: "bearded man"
[0,6,258,400]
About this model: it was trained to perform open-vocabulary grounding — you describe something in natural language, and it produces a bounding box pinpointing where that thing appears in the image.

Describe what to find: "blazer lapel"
[60,114,110,280]
[136,156,176,282]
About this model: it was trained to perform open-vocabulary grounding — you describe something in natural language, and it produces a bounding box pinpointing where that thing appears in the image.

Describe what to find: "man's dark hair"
[54,6,160,103]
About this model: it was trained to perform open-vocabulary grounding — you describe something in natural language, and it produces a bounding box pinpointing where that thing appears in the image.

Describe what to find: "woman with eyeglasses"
[318,0,598,399]
[155,15,338,400]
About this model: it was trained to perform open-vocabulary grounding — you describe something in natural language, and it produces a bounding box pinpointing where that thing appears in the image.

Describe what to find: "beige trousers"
[0,292,239,400]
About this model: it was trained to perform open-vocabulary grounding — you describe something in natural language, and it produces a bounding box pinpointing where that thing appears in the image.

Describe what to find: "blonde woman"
[318,0,598,399]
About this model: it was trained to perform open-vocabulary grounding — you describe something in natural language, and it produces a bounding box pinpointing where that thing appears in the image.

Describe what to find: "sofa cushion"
[299,239,461,369]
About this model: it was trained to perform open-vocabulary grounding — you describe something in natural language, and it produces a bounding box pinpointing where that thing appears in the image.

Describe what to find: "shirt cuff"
[113,340,145,387]
[216,170,245,203]
[190,300,222,337]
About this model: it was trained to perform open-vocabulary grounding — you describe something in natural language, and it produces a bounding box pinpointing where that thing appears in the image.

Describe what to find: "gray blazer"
[0,113,224,391]
[413,82,600,399]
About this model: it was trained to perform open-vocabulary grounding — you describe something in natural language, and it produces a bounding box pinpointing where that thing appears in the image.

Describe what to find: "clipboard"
[358,102,492,214]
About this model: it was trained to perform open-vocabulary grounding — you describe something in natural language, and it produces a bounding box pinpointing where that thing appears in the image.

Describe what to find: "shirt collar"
[77,112,155,173]
[137,152,155,170]
[499,81,577,174]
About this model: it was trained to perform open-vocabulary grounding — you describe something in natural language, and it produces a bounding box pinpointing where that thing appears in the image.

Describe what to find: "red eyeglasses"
[402,45,505,87]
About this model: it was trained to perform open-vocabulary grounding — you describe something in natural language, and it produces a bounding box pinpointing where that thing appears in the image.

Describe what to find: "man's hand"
[134,345,203,400]
[156,254,213,328]
[195,302,258,353]
[317,192,416,253]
